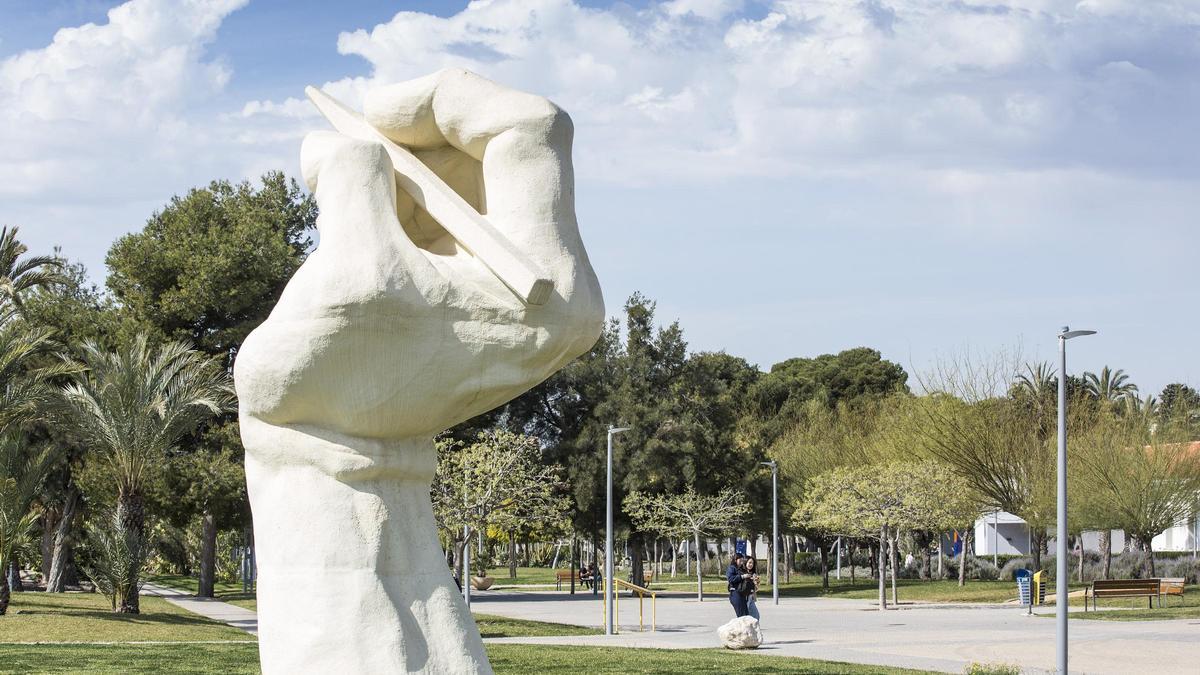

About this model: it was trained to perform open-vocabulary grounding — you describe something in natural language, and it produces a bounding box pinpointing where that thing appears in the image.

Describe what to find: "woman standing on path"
[726,553,750,617]
[743,557,761,621]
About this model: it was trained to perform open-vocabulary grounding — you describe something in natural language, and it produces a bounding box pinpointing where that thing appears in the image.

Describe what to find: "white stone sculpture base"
[243,418,491,674]
[717,615,763,649]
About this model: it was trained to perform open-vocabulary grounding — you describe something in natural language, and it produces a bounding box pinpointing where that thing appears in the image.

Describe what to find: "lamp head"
[1059,326,1097,340]
[608,426,630,434]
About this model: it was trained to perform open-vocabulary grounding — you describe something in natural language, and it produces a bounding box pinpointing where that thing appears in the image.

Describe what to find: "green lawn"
[0,643,933,674]
[475,614,598,638]
[0,643,259,674]
[1058,586,1200,621]
[0,592,252,643]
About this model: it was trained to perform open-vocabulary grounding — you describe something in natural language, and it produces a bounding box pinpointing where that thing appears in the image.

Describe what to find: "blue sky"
[1,0,1197,396]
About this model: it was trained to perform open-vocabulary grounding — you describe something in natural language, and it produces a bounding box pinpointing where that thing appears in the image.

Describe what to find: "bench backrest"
[1160,578,1185,593]
[1091,579,1160,594]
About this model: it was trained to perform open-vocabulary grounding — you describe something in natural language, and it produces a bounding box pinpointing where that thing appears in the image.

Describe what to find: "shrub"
[942,555,1002,580]
[79,511,149,612]
[999,557,1033,581]
[963,663,1020,675]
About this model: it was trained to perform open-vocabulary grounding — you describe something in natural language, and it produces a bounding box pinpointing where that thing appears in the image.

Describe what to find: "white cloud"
[0,0,249,200]
[242,0,1199,188]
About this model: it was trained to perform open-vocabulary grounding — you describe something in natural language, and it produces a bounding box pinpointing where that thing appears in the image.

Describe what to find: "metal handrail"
[600,576,657,633]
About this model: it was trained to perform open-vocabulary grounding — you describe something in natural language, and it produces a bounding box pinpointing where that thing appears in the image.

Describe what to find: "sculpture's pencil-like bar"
[304,85,554,306]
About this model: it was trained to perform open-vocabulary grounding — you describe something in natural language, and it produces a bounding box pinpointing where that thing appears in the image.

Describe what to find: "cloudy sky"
[1,0,1196,394]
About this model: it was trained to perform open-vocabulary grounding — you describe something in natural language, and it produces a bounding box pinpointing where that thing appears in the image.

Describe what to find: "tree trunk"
[0,565,9,615]
[850,540,857,585]
[1139,535,1155,576]
[936,536,943,579]
[7,561,21,593]
[958,530,968,588]
[40,507,59,583]
[508,532,518,579]
[115,490,144,614]
[877,527,888,610]
[784,535,792,583]
[818,540,829,589]
[1031,530,1044,572]
[198,511,217,598]
[1076,536,1084,584]
[693,530,703,602]
[670,537,677,578]
[1100,530,1112,580]
[46,486,80,592]
[629,531,644,589]
[889,534,898,605]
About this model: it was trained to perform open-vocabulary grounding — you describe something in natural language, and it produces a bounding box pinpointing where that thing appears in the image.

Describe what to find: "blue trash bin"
[1015,568,1032,606]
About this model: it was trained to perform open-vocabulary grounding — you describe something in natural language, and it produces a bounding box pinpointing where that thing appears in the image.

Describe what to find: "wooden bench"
[1085,578,1161,611]
[1160,578,1186,606]
[555,570,580,590]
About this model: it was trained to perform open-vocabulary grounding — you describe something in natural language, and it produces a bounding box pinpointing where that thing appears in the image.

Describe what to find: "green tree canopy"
[105,172,315,364]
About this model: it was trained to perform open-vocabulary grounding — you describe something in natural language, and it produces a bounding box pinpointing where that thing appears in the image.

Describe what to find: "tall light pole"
[605,425,629,636]
[760,461,779,605]
[463,466,471,608]
[1057,325,1095,675]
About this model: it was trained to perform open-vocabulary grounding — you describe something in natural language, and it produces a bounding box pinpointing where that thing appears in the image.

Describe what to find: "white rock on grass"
[718,616,763,649]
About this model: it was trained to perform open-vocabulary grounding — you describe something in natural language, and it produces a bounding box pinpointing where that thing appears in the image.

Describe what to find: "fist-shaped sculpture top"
[235,70,603,674]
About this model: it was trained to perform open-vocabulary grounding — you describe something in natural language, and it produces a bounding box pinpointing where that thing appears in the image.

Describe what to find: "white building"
[973,510,1199,556]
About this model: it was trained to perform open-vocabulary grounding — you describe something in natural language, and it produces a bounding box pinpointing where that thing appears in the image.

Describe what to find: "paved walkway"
[139,585,1199,674]
[141,582,258,635]
[469,590,1200,675]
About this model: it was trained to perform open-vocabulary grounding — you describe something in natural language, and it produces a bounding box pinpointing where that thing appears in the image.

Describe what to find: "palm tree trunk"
[116,490,144,614]
[198,511,217,597]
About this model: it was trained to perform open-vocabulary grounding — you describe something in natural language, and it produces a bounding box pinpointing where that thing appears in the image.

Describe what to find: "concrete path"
[468,590,1200,675]
[141,583,258,636]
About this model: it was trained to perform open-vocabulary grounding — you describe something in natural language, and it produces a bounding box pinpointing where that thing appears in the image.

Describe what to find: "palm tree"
[1084,367,1138,404]
[0,226,62,308]
[54,334,233,613]
[1012,362,1055,400]
[0,436,55,614]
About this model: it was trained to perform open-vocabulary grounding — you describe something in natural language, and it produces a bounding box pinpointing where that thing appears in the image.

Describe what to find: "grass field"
[0,643,933,674]
[0,592,251,643]
[1057,586,1200,621]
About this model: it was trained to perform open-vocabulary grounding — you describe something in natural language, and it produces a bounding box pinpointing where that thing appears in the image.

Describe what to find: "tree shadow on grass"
[15,608,228,628]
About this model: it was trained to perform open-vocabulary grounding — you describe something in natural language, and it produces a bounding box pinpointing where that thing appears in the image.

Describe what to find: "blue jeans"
[729,590,748,617]
[747,594,760,620]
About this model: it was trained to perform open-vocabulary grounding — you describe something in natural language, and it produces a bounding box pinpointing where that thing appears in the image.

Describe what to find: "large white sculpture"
[234,69,603,674]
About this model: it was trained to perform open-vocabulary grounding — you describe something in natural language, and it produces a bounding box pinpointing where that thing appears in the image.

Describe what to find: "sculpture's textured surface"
[234,69,603,674]
[717,616,763,649]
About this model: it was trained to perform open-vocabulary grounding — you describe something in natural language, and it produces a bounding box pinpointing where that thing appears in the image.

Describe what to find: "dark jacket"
[726,563,744,592]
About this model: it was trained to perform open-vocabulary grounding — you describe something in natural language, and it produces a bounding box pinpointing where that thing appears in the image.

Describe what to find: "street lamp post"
[1057,325,1096,675]
[605,425,630,636]
[463,466,471,608]
[760,460,779,605]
